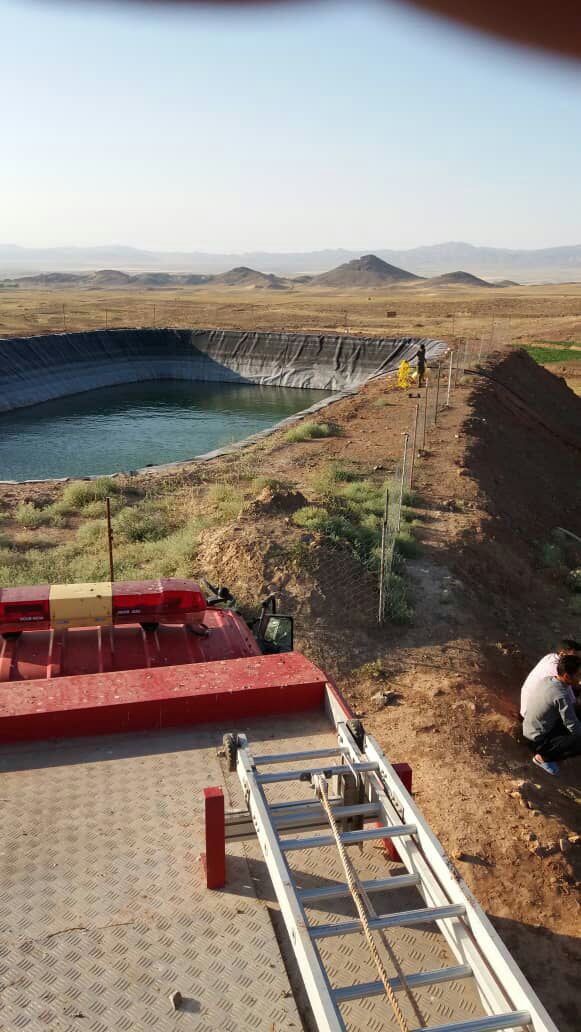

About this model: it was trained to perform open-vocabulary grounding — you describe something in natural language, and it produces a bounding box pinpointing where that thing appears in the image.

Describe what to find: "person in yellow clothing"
[397,359,414,389]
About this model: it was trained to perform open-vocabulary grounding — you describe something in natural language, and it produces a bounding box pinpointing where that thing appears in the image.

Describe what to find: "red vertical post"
[202,786,226,889]
[381,763,413,862]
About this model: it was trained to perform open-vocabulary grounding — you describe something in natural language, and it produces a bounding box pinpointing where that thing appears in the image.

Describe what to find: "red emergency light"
[0,579,207,635]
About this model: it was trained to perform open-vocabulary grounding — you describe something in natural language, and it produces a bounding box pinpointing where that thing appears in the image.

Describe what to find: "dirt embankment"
[193,349,581,1030]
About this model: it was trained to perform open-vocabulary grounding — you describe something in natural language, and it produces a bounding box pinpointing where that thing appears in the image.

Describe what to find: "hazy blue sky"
[2,0,581,251]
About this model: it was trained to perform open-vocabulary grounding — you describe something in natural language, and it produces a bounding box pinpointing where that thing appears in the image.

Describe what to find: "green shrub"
[320,462,358,485]
[285,421,337,443]
[386,573,414,624]
[113,507,170,543]
[81,495,124,519]
[292,505,327,530]
[14,502,47,529]
[207,483,244,520]
[14,499,73,530]
[342,480,386,516]
[76,521,109,549]
[61,477,120,510]
[40,503,69,528]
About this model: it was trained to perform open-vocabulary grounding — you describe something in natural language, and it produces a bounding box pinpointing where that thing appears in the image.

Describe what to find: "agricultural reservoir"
[0,328,445,480]
[0,381,330,480]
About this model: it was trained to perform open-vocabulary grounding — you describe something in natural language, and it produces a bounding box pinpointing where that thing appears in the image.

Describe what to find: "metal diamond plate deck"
[0,712,484,1032]
[0,720,303,1031]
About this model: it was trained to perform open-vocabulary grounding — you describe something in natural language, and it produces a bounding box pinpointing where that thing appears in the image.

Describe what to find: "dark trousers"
[527,720,581,762]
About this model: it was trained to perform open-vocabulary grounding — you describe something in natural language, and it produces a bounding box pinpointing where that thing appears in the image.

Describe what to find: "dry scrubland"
[1,281,581,345]
[0,286,581,1028]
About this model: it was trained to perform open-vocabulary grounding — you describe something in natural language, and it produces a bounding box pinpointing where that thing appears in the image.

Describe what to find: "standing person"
[520,638,581,717]
[416,342,426,386]
[522,655,581,775]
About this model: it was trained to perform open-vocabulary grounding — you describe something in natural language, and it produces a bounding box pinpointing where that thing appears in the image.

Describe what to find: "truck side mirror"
[258,614,294,654]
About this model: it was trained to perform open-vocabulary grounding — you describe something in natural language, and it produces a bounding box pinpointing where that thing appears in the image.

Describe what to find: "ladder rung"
[253,747,343,765]
[274,802,380,830]
[299,873,420,903]
[310,903,466,939]
[257,761,379,784]
[411,1014,531,1032]
[281,823,416,852]
[334,963,473,1003]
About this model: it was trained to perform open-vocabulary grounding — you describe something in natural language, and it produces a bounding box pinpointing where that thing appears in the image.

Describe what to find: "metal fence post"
[434,362,442,423]
[446,350,453,407]
[397,433,409,531]
[409,402,419,491]
[378,485,389,624]
[422,382,429,450]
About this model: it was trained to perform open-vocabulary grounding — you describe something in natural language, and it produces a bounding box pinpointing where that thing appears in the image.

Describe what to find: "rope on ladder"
[313,774,426,1032]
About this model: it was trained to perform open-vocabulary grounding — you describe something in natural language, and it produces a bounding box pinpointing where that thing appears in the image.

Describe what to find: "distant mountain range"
[1,241,581,282]
[0,256,516,291]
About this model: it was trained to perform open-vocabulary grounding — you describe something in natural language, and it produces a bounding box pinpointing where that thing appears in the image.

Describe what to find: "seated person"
[522,654,581,776]
[520,638,581,718]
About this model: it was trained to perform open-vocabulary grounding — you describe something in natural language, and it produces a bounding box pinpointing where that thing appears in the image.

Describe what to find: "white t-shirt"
[520,653,575,716]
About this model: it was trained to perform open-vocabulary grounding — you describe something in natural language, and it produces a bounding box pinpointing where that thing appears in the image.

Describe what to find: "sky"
[1,0,581,252]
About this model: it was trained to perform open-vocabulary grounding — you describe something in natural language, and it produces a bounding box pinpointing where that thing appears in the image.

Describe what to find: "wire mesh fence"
[378,425,413,624]
[377,326,506,624]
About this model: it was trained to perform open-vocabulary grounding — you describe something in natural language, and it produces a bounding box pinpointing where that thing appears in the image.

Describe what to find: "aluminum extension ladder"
[222,720,559,1032]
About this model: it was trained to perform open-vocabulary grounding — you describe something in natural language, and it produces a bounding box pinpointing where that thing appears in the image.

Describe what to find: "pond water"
[0,380,332,481]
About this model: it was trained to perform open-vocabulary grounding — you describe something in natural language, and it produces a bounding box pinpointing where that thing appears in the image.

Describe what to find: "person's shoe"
[532,756,560,776]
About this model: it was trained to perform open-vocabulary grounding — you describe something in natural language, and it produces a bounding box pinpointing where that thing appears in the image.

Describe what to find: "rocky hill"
[423,270,494,288]
[309,254,421,288]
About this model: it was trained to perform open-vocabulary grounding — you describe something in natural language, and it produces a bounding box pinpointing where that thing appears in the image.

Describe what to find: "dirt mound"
[425,270,493,287]
[197,517,382,675]
[311,254,421,288]
[241,486,308,519]
[86,269,132,286]
[210,266,287,289]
